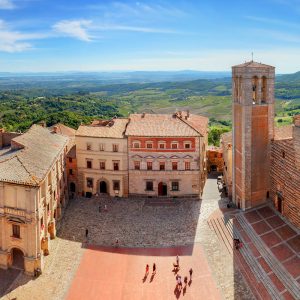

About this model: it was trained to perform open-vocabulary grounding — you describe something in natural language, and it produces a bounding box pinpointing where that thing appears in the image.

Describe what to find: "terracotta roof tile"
[233,61,275,69]
[0,125,68,186]
[76,118,128,138]
[125,113,208,137]
[274,125,293,140]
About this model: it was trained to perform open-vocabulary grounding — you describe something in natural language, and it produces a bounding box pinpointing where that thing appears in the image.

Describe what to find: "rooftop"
[274,125,293,140]
[125,112,208,137]
[0,125,68,186]
[233,61,275,69]
[49,123,76,137]
[76,118,129,139]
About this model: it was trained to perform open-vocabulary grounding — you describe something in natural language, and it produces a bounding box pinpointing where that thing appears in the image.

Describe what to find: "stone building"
[270,120,300,227]
[75,118,129,197]
[232,61,275,210]
[49,123,77,197]
[220,132,233,199]
[206,146,223,173]
[0,125,69,275]
[125,112,208,198]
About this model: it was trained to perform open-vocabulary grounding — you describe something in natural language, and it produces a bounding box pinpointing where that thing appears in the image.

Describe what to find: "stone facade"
[0,125,69,275]
[232,61,275,210]
[207,147,223,173]
[220,132,233,199]
[126,112,208,198]
[270,120,300,228]
[76,119,129,197]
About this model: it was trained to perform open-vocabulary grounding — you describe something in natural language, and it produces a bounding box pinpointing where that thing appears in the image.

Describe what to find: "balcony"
[4,207,26,218]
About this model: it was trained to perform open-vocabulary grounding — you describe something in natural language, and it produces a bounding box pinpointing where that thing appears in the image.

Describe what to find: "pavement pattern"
[1,175,253,300]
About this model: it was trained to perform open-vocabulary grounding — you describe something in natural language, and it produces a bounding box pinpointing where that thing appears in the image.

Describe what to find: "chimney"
[38,121,46,128]
[142,113,145,118]
[178,111,182,118]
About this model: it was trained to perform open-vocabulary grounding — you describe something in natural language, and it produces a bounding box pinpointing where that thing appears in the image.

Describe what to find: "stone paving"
[1,175,254,300]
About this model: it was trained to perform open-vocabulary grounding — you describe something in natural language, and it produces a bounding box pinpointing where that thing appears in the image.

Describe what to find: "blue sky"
[0,0,300,73]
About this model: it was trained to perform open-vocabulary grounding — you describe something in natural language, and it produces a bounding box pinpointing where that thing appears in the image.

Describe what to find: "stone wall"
[270,137,300,228]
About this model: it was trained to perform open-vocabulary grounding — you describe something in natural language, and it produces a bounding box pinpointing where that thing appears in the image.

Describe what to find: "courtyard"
[1,176,259,300]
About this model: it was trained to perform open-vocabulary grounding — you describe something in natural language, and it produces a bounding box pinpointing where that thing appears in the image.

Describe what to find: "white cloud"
[0,19,47,53]
[53,20,92,42]
[95,24,179,34]
[0,0,15,9]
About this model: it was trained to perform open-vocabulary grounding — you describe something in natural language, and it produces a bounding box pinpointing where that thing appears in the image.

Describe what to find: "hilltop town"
[0,61,299,300]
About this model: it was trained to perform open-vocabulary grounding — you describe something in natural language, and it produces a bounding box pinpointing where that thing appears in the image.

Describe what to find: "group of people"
[144,255,193,293]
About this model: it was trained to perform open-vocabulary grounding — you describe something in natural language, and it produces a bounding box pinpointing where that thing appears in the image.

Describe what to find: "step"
[236,214,300,299]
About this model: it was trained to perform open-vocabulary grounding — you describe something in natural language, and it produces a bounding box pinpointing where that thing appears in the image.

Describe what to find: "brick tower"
[232,61,275,210]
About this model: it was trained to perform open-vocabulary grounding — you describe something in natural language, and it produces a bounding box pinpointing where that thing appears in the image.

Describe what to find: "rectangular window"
[133,141,140,148]
[184,143,191,149]
[86,160,92,169]
[68,157,73,163]
[69,169,73,175]
[146,142,153,149]
[100,162,106,170]
[146,181,153,191]
[171,181,179,191]
[40,217,43,228]
[159,162,165,171]
[113,161,120,171]
[147,161,152,170]
[185,162,191,170]
[134,161,140,170]
[113,180,120,191]
[99,144,105,151]
[112,144,119,152]
[12,224,20,238]
[159,143,165,149]
[171,143,178,149]
[86,177,93,188]
[172,162,178,170]
[86,143,91,150]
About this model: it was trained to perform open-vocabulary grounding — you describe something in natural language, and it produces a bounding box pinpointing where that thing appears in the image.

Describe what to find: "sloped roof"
[233,61,275,69]
[49,123,76,137]
[221,132,232,144]
[125,113,208,137]
[274,125,293,140]
[76,118,128,138]
[0,125,68,186]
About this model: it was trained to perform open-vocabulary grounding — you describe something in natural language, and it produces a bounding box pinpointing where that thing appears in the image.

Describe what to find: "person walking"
[176,254,179,266]
[104,204,108,212]
[189,268,193,280]
[145,264,149,275]
[85,228,89,238]
[153,263,156,274]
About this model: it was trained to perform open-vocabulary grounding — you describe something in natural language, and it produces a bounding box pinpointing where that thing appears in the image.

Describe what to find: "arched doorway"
[70,182,76,193]
[158,182,167,196]
[99,181,107,193]
[11,248,24,270]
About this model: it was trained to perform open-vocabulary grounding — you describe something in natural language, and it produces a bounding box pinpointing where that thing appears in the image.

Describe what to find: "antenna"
[251,52,254,62]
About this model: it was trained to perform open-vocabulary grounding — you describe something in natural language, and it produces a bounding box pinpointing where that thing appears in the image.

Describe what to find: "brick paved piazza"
[2,175,254,300]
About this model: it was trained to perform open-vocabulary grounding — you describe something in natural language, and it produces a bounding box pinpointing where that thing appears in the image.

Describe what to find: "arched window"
[238,76,242,103]
[261,76,267,103]
[252,76,259,104]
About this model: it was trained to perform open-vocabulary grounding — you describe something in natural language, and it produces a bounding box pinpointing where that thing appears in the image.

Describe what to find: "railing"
[4,207,26,217]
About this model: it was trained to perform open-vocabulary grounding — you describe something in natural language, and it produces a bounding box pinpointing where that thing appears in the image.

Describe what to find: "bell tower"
[232,61,275,210]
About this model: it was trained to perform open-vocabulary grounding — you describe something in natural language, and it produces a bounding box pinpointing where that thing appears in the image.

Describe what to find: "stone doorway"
[11,248,24,270]
[99,181,108,193]
[158,182,167,196]
[70,182,76,193]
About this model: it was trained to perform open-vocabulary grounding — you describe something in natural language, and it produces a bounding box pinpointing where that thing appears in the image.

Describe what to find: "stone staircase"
[208,215,283,300]
[236,213,300,300]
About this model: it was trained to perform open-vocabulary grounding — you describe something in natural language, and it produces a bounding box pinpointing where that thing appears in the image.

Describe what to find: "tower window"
[282,151,285,158]
[261,76,267,103]
[252,76,259,104]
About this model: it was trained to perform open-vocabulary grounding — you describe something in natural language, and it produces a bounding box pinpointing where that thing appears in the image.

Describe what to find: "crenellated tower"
[232,61,275,210]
